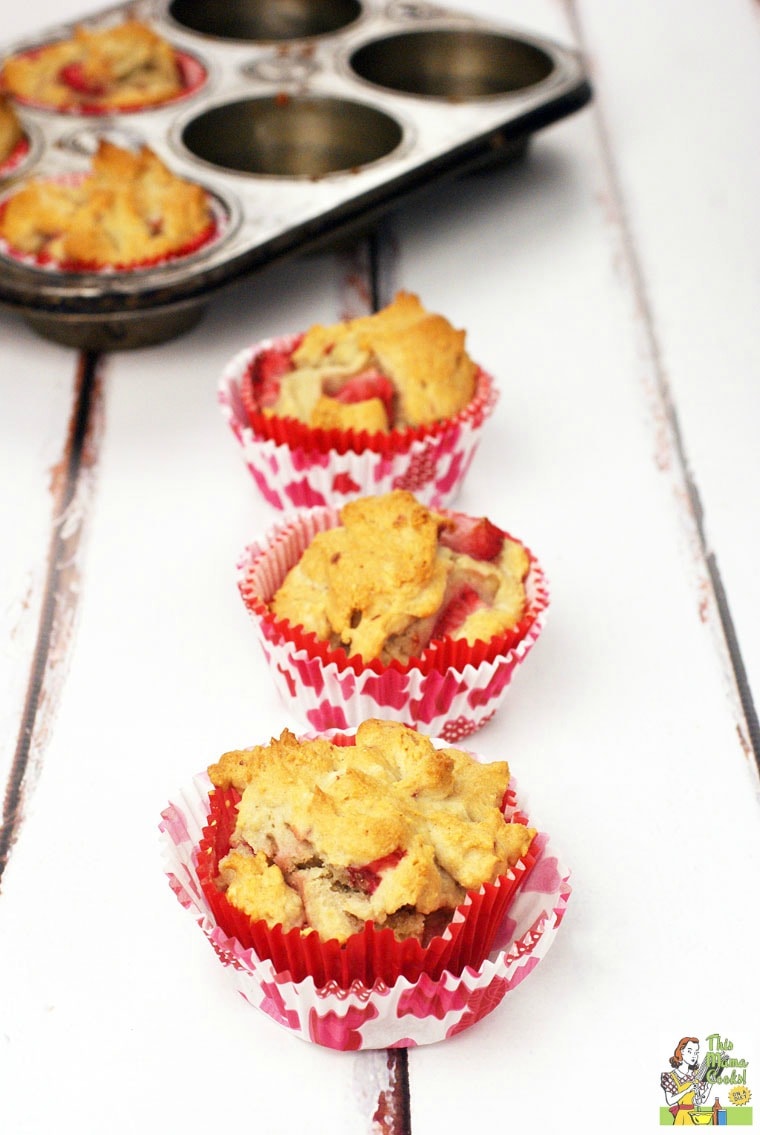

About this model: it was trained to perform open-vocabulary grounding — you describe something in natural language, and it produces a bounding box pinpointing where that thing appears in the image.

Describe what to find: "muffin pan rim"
[165,0,366,46]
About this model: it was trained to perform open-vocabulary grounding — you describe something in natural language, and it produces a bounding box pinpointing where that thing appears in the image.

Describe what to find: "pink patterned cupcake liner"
[236,504,550,740]
[160,761,571,1050]
[218,334,499,511]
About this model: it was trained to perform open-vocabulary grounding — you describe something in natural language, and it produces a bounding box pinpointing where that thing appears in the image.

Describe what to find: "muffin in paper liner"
[218,334,499,511]
[2,44,206,116]
[236,504,549,741]
[160,760,570,1050]
[0,173,227,274]
[195,768,538,987]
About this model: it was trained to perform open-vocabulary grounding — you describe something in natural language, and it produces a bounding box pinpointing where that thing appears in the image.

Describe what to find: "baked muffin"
[218,297,498,511]
[237,492,549,740]
[0,140,214,269]
[198,720,537,987]
[210,719,534,948]
[0,95,23,166]
[161,730,570,1048]
[1,20,184,112]
[264,292,477,432]
[271,489,529,666]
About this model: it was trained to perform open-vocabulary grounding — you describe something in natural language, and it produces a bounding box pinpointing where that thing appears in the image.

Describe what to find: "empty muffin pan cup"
[348,29,555,99]
[168,0,363,43]
[0,1,592,347]
[181,95,404,177]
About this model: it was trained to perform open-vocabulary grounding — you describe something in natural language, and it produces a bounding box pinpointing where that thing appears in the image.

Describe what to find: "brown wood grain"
[0,351,104,885]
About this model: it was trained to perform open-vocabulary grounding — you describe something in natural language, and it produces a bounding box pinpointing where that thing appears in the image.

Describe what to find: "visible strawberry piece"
[431,585,482,641]
[252,346,293,407]
[346,849,405,895]
[439,514,504,561]
[58,62,106,96]
[334,370,395,421]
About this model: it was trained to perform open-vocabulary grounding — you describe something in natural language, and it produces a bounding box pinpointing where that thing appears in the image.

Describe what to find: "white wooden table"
[2,2,759,1132]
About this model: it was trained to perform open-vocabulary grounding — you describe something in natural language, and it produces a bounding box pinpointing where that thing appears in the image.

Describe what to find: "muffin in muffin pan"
[0,1,591,347]
[0,138,223,271]
[1,19,202,113]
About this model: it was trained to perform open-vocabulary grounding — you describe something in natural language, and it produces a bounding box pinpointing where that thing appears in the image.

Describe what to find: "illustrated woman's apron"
[669,1072,697,1124]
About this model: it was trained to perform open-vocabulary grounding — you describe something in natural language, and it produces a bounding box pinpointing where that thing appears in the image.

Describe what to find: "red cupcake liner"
[194,770,538,991]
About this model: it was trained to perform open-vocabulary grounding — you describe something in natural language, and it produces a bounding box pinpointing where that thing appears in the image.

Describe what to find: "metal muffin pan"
[0,0,592,349]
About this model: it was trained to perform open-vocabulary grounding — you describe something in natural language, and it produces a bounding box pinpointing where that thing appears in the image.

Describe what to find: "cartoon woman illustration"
[660,1037,713,1124]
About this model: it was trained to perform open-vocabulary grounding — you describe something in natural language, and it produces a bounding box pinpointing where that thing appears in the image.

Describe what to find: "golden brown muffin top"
[0,140,211,267]
[1,20,182,111]
[267,291,477,430]
[210,719,533,944]
[270,490,530,664]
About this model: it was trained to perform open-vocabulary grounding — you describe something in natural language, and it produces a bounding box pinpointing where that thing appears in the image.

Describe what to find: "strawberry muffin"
[1,20,190,113]
[237,490,549,739]
[161,721,571,1049]
[203,719,536,974]
[219,293,498,510]
[0,140,216,270]
[261,291,477,433]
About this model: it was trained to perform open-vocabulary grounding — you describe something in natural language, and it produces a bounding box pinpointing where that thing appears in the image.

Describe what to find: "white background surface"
[1,1,758,1132]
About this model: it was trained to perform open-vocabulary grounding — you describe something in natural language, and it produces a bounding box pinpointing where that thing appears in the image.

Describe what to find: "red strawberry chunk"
[252,346,293,407]
[431,585,482,641]
[439,515,504,561]
[334,370,395,420]
[59,62,106,96]
[346,849,405,895]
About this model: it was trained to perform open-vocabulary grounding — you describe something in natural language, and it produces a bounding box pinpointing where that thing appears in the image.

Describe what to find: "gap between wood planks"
[566,0,760,780]
[0,350,103,887]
